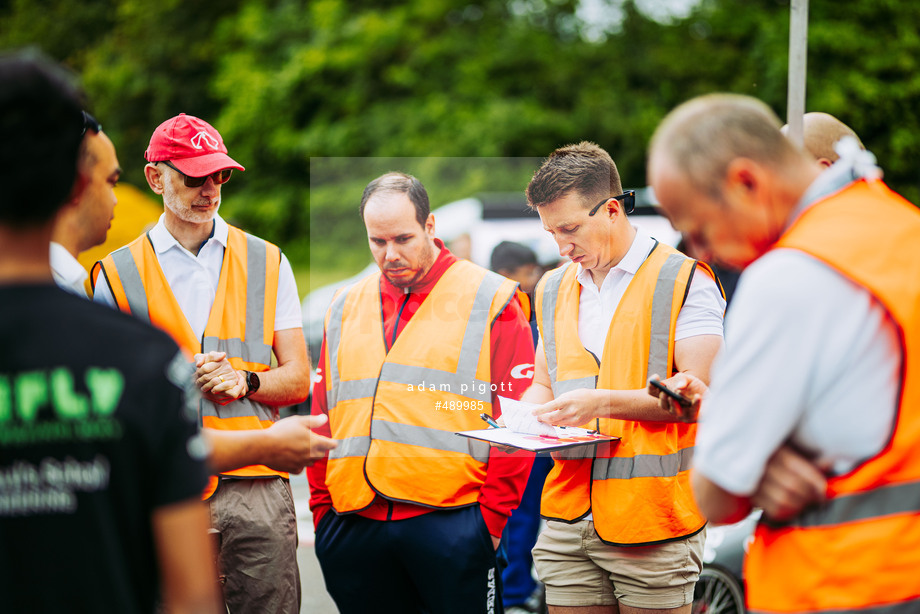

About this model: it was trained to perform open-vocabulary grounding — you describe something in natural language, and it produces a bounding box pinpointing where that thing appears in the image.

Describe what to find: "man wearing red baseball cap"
[93,113,310,613]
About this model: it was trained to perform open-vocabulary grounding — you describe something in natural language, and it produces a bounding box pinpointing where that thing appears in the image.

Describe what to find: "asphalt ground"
[291,472,339,614]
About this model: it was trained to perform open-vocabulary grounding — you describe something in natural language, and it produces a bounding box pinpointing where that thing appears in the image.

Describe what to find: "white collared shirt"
[94,214,302,338]
[576,226,726,360]
[50,241,88,298]
[695,167,899,494]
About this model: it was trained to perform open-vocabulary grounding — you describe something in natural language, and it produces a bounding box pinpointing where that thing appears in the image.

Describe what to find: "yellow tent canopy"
[78,183,161,295]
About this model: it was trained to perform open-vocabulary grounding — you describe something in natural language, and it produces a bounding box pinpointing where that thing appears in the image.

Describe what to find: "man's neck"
[164,214,215,256]
[0,225,54,284]
[586,223,637,288]
[50,230,80,260]
[50,208,83,259]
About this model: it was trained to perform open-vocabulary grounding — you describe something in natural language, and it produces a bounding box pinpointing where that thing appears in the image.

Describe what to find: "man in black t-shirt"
[0,51,221,613]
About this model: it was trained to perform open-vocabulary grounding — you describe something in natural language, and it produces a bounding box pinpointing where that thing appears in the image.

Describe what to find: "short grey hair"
[649,94,800,200]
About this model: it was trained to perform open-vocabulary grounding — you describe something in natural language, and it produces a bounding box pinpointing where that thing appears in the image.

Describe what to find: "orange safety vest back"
[92,226,286,499]
[536,241,717,545]
[322,259,518,513]
[745,179,920,614]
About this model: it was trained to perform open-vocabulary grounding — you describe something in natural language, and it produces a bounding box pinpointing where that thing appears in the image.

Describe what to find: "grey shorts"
[209,477,300,614]
[532,519,704,609]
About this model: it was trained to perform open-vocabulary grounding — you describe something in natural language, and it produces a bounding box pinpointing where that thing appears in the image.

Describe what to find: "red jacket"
[308,240,535,537]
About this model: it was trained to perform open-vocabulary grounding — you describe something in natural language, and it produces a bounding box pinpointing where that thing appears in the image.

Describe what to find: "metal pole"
[786,0,809,147]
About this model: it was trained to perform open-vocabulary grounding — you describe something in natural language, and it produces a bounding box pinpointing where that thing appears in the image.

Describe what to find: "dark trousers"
[315,505,504,614]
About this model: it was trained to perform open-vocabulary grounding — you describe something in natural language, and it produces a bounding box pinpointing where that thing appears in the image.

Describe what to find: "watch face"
[247,371,260,393]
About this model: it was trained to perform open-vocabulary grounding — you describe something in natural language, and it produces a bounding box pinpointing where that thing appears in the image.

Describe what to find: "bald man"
[782,111,864,167]
[648,93,920,614]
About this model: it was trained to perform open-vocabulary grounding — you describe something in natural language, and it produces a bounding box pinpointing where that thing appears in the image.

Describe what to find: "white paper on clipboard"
[455,426,618,453]
[497,395,558,436]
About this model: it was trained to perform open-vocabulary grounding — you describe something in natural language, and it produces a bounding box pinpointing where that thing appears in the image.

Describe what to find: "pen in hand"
[480,413,501,429]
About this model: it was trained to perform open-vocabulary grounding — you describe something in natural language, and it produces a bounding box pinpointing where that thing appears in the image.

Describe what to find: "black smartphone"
[648,378,692,407]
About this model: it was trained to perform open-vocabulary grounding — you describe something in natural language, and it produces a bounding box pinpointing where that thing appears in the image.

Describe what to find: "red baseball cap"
[144,113,245,177]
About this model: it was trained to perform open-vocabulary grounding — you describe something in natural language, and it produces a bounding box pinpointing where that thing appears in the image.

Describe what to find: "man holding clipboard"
[520,143,726,614]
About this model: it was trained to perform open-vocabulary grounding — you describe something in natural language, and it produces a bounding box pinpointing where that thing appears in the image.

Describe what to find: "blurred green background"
[3,0,918,296]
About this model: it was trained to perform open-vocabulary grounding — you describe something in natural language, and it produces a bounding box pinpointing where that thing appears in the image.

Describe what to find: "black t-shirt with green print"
[0,284,208,613]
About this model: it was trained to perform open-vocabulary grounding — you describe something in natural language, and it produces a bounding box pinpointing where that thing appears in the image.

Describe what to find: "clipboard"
[456,426,618,453]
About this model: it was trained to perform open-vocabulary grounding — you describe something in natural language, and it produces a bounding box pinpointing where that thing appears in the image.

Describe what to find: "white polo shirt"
[50,241,88,298]
[94,214,302,338]
[576,226,726,361]
[694,165,900,496]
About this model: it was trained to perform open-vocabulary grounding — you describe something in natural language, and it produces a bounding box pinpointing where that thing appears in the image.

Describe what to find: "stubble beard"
[164,191,220,225]
[383,244,437,289]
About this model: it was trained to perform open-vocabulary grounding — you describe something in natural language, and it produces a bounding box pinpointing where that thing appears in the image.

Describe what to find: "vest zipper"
[387,289,409,520]
[389,290,411,350]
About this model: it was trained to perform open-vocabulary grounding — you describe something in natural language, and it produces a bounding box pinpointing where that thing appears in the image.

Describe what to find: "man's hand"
[204,415,338,474]
[194,351,245,405]
[263,414,338,474]
[752,445,828,522]
[533,388,607,427]
[646,373,706,422]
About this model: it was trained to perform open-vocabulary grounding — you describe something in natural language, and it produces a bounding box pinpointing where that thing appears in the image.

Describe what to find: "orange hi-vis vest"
[92,226,286,499]
[322,260,518,513]
[745,179,920,614]
[536,241,718,546]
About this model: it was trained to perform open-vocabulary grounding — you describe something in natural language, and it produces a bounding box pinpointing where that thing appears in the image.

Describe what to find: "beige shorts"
[532,519,705,609]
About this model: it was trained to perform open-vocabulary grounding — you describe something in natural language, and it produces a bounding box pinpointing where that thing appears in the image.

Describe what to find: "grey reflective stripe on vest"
[554,377,599,396]
[749,596,920,614]
[199,396,275,421]
[541,264,591,398]
[593,447,694,481]
[110,246,150,324]
[768,479,920,530]
[201,233,273,365]
[336,378,378,403]
[325,289,352,412]
[456,271,506,382]
[647,253,688,380]
[245,233,268,356]
[371,420,491,463]
[328,435,371,459]
[201,336,273,367]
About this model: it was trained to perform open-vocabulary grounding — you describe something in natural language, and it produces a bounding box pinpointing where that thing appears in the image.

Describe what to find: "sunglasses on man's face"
[159,160,232,188]
[81,111,101,136]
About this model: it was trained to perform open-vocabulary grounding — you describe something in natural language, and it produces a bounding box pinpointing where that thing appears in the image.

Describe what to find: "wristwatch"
[243,370,261,398]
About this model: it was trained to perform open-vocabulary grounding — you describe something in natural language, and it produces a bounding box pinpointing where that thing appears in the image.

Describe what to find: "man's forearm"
[244,360,310,407]
[691,470,753,525]
[522,381,554,404]
[203,428,273,473]
[603,388,697,423]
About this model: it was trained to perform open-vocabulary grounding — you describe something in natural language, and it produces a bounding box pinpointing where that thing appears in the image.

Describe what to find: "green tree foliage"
[2,0,918,276]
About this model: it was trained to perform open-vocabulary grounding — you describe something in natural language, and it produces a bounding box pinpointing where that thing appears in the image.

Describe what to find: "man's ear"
[144,163,165,195]
[722,157,765,209]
